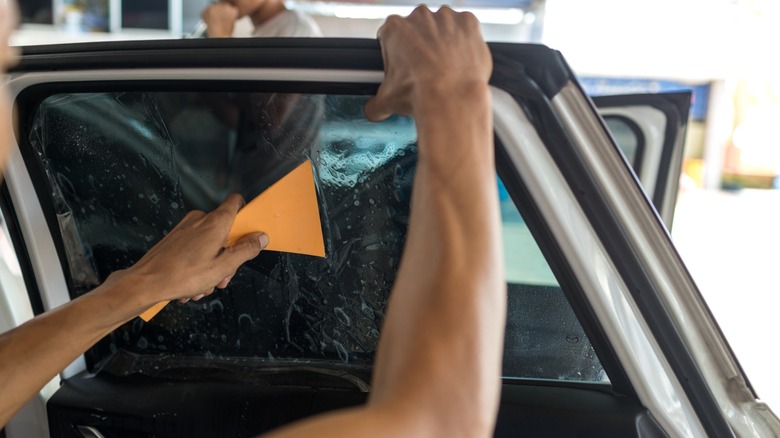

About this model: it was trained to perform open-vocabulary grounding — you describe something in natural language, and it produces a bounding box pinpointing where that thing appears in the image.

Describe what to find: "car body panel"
[552,82,776,436]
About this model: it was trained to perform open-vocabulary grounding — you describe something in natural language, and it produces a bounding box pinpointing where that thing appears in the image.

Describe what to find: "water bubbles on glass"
[333,340,349,363]
[334,307,351,326]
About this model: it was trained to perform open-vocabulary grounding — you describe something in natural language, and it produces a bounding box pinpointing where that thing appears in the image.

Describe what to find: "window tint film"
[25,88,605,384]
[499,179,606,382]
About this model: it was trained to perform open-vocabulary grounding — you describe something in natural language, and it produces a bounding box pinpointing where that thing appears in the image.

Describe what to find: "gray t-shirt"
[232,10,322,38]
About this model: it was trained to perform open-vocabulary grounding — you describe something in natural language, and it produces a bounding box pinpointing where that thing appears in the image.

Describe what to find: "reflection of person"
[199,0,323,198]
[0,3,504,438]
[201,0,321,38]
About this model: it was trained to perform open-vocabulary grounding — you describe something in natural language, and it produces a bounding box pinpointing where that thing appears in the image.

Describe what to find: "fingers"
[365,5,483,123]
[180,233,267,305]
[215,193,246,217]
[189,232,267,301]
[206,193,246,238]
[176,193,243,232]
[221,232,268,268]
[364,88,395,122]
[0,0,19,70]
[179,286,217,304]
[216,274,234,290]
[365,14,400,123]
[200,2,239,37]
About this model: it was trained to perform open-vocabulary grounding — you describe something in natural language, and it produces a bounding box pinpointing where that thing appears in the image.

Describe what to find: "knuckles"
[410,5,434,18]
[384,6,481,39]
[183,210,206,221]
[379,14,405,36]
[458,12,481,31]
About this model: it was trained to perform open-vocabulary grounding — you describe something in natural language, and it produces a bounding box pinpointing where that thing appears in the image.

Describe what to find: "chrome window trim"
[551,81,780,436]
[492,87,703,437]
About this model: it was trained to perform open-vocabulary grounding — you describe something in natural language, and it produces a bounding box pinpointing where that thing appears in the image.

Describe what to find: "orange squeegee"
[139,160,325,322]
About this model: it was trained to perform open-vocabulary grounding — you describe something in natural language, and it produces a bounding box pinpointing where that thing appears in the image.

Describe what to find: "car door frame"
[0,38,773,437]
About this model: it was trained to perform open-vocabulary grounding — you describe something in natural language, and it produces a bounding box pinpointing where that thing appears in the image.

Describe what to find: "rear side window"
[603,116,644,171]
[21,86,605,384]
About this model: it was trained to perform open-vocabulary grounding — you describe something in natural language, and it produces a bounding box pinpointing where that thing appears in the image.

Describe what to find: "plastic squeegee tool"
[138,160,326,322]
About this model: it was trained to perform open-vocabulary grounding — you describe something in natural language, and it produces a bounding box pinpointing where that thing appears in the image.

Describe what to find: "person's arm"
[0,194,268,427]
[201,2,240,38]
[266,6,505,438]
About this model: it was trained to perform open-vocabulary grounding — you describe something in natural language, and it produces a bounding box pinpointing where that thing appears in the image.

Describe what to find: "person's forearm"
[0,194,265,428]
[370,85,505,435]
[0,271,148,426]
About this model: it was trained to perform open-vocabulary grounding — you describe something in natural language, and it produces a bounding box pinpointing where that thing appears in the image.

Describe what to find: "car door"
[593,92,691,226]
[0,39,775,438]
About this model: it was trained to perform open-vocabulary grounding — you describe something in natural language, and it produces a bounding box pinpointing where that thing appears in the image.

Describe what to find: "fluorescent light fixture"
[287,2,525,25]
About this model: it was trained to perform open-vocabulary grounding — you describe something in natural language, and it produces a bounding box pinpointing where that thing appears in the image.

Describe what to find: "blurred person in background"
[201,0,321,38]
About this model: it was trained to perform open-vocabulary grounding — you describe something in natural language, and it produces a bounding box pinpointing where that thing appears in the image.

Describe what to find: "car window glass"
[604,116,643,170]
[24,89,605,384]
[499,179,557,287]
[498,179,605,382]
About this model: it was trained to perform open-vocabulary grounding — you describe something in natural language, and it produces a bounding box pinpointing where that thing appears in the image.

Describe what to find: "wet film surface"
[29,90,604,384]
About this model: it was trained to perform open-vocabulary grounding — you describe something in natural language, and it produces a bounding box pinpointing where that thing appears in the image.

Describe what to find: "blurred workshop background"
[13,0,780,413]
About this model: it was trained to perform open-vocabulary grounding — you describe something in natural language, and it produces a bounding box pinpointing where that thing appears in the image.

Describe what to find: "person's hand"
[364,6,491,122]
[201,2,239,38]
[0,1,18,70]
[0,0,19,173]
[121,194,268,305]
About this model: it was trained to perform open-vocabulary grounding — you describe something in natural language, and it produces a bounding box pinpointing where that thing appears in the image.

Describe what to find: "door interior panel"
[48,375,664,437]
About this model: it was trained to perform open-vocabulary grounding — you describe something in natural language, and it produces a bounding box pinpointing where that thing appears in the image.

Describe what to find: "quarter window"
[603,116,644,172]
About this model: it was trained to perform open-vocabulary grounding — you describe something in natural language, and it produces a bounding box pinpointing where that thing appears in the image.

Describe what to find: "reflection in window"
[27,90,606,384]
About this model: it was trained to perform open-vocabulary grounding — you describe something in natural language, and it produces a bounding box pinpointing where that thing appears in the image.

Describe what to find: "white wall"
[542,0,780,82]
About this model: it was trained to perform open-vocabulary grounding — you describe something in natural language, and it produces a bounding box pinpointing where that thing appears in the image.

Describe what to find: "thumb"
[221,232,269,267]
[364,82,395,122]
